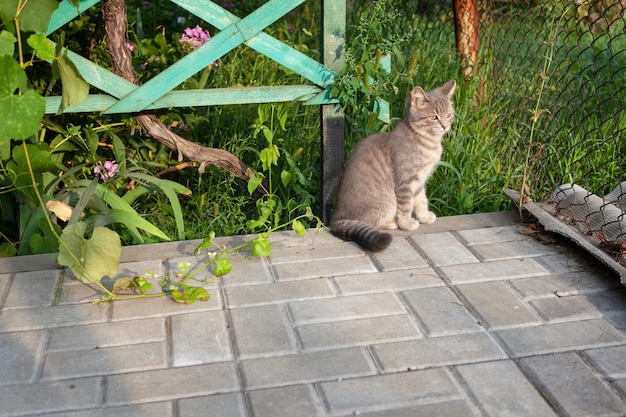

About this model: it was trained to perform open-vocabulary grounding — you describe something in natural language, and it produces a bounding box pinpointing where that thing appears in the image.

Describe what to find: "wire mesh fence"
[409,0,625,267]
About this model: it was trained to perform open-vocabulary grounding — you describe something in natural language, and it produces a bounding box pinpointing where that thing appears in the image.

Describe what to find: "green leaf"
[27,33,55,60]
[169,283,210,304]
[0,30,16,57]
[247,174,263,195]
[213,257,233,277]
[280,170,292,187]
[0,0,59,33]
[195,231,215,254]
[292,219,306,236]
[0,56,45,145]
[12,143,55,173]
[251,233,272,257]
[52,52,89,114]
[111,133,126,163]
[260,144,279,171]
[58,223,122,285]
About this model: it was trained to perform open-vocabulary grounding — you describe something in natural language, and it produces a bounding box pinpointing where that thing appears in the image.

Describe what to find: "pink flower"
[125,42,135,52]
[94,160,119,181]
[179,25,211,49]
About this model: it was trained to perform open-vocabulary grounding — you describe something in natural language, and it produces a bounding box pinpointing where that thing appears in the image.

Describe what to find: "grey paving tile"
[224,278,335,307]
[372,332,506,372]
[220,256,273,287]
[495,319,626,357]
[247,385,322,417]
[110,291,221,321]
[401,287,482,336]
[370,237,429,271]
[0,273,10,309]
[288,293,405,325]
[530,292,626,322]
[456,281,541,328]
[319,369,461,414]
[351,401,480,417]
[272,256,378,281]
[269,238,364,263]
[521,353,626,417]
[4,269,60,308]
[296,315,421,351]
[241,347,375,389]
[584,344,626,377]
[42,342,166,380]
[410,232,479,266]
[0,377,101,417]
[229,304,296,358]
[41,402,174,417]
[472,239,561,261]
[440,258,549,284]
[105,363,239,406]
[55,280,103,305]
[171,311,233,366]
[455,360,557,417]
[177,393,246,417]
[334,268,444,295]
[48,318,165,352]
[457,226,522,245]
[0,304,108,332]
[0,330,46,385]
[509,271,621,300]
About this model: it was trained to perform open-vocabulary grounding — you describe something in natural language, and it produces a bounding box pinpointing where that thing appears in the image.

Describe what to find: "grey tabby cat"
[331,80,456,251]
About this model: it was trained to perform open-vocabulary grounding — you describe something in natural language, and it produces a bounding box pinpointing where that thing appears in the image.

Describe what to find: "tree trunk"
[453,0,480,77]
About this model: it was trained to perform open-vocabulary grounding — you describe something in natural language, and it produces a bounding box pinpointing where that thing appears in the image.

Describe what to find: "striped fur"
[331,81,456,252]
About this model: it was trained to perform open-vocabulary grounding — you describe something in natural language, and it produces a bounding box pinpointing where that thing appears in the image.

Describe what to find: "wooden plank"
[320,0,346,223]
[46,0,102,35]
[173,0,335,86]
[103,0,306,114]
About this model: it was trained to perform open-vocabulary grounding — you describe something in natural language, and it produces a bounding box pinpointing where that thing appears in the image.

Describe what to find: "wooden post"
[453,0,480,77]
[321,0,346,224]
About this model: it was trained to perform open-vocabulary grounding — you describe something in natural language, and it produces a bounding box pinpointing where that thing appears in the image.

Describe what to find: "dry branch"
[102,0,255,182]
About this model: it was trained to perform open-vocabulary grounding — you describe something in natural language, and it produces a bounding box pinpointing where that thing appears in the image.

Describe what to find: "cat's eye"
[446,113,452,118]
[428,115,437,121]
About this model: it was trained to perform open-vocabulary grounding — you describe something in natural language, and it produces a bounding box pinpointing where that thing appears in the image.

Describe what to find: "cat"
[330,80,456,251]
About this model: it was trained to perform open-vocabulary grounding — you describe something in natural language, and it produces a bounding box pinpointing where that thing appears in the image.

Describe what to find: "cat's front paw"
[416,211,437,224]
[397,217,420,231]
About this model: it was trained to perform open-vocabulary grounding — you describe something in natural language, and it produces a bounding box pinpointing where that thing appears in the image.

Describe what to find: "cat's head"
[405,80,456,138]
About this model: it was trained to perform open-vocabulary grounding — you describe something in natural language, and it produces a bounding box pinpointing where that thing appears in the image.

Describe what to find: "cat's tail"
[330,219,392,252]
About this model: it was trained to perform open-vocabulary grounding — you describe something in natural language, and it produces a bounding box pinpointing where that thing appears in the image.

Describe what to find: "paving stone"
[110,291,221,321]
[613,379,626,399]
[105,363,239,406]
[220,256,273,287]
[351,401,480,417]
[164,255,224,282]
[455,360,557,417]
[472,240,560,261]
[370,237,429,271]
[224,278,335,307]
[55,280,104,305]
[508,271,621,300]
[456,282,541,328]
[0,330,46,385]
[319,369,461,414]
[0,304,108,332]
[530,292,626,322]
[48,318,165,352]
[457,226,522,245]
[0,273,10,308]
[495,319,625,357]
[401,287,482,336]
[270,239,364,263]
[247,385,321,417]
[334,268,444,295]
[296,315,421,351]
[43,402,174,417]
[521,353,626,417]
[536,251,608,274]
[229,304,296,358]
[241,347,375,390]
[177,393,246,417]
[171,311,233,366]
[4,269,60,308]
[42,341,165,380]
[271,256,378,281]
[440,258,549,284]
[584,345,626,377]
[116,260,164,281]
[372,332,505,372]
[410,232,479,266]
[288,293,406,325]
[0,377,101,417]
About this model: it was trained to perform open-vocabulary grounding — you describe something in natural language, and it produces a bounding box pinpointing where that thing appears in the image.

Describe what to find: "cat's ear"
[410,86,429,104]
[441,80,456,98]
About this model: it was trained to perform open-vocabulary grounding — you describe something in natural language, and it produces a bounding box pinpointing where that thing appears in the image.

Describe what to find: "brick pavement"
[1,211,625,416]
